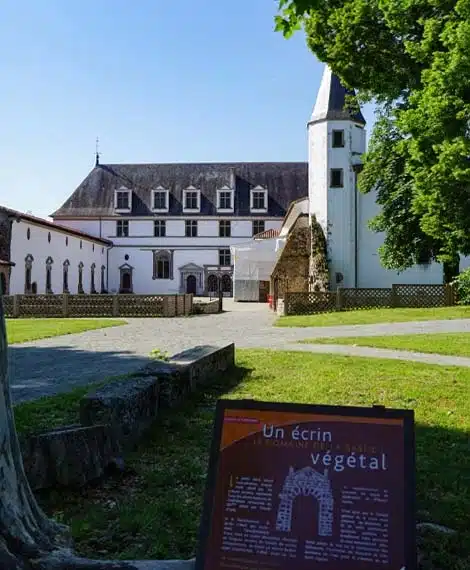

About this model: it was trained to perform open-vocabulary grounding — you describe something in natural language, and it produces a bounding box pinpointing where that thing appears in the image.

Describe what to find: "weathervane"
[95,137,101,166]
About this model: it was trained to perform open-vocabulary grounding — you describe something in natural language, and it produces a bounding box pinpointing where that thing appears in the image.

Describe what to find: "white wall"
[108,246,226,295]
[9,219,108,295]
[357,190,443,287]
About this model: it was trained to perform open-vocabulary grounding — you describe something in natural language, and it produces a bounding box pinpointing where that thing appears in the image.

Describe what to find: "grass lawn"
[19,349,470,568]
[299,332,470,357]
[6,318,127,344]
[275,305,470,327]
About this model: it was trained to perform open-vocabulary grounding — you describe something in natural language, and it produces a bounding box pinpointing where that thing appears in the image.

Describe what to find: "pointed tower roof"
[309,66,366,125]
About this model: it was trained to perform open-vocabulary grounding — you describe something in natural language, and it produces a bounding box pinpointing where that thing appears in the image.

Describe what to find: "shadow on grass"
[34,364,470,568]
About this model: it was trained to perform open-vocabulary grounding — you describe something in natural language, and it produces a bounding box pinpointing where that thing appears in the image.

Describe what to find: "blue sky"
[0,0,375,219]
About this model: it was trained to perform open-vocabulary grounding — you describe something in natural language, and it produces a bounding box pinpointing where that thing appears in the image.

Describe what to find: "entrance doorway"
[186,274,197,295]
[221,274,232,297]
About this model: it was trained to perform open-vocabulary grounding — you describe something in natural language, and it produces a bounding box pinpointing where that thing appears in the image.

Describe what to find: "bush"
[453,268,470,304]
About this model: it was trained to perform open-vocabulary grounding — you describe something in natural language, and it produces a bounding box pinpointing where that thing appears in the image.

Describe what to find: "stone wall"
[309,214,329,292]
[20,343,235,491]
[271,215,310,298]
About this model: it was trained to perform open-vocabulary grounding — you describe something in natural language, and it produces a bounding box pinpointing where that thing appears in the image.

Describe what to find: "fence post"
[13,295,20,318]
[444,283,455,306]
[62,293,69,318]
[335,287,343,311]
[112,295,119,317]
[390,284,398,308]
[175,294,179,316]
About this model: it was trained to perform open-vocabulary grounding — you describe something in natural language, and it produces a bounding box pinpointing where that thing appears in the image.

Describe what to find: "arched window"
[45,256,53,293]
[100,265,106,293]
[153,250,171,280]
[90,263,96,293]
[63,260,70,293]
[221,274,232,295]
[78,262,84,294]
[24,254,34,293]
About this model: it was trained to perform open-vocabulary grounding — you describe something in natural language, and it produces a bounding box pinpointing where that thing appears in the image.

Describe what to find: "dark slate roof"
[51,162,308,218]
[311,69,366,125]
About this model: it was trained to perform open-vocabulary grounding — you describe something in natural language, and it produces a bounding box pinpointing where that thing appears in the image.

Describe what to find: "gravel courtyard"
[9,300,470,402]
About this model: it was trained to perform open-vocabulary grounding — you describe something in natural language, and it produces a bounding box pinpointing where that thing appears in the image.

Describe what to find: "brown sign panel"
[196,399,415,570]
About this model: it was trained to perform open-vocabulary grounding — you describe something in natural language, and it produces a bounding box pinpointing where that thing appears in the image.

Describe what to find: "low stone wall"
[191,300,220,315]
[21,343,235,491]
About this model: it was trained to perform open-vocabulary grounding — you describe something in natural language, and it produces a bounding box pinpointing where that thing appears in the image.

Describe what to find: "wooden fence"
[1,293,193,318]
[282,284,457,316]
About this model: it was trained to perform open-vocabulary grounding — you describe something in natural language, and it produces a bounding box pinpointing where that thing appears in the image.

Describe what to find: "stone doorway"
[186,274,197,295]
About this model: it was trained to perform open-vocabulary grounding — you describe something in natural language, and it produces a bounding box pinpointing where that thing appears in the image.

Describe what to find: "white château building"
[2,64,464,298]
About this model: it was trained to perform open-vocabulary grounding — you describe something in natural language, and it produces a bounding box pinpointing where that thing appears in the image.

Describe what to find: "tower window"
[332,130,345,148]
[330,169,344,188]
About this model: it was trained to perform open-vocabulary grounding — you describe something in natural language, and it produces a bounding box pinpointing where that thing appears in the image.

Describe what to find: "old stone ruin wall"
[270,214,329,299]
[309,214,329,292]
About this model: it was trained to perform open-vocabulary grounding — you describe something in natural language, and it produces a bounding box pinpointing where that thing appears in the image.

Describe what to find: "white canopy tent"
[231,238,285,301]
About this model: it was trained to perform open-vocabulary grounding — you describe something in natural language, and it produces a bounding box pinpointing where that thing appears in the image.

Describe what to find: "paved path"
[9,300,470,402]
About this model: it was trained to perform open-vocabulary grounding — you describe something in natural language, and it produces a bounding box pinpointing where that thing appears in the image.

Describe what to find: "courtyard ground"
[9,301,470,402]
[27,349,469,568]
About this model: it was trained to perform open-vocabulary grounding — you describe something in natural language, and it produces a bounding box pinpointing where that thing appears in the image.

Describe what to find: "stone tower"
[308,65,366,289]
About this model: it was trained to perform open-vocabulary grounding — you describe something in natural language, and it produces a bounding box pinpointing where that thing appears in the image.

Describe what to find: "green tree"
[275,0,470,279]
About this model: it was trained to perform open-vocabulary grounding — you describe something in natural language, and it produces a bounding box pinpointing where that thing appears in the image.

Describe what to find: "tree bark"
[0,298,195,570]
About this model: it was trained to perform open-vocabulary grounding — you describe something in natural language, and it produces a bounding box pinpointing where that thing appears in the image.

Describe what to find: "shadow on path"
[9,345,151,404]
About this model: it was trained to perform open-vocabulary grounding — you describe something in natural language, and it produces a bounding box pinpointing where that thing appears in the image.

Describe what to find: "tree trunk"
[0,298,195,570]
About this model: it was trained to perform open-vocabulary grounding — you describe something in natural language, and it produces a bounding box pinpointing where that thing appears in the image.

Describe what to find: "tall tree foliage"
[276,0,470,277]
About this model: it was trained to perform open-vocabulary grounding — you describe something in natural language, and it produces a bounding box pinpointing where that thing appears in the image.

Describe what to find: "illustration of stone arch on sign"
[276,466,334,537]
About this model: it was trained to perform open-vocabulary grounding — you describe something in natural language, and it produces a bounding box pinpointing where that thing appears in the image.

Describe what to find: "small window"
[330,168,344,188]
[218,191,232,210]
[26,228,30,240]
[219,249,231,266]
[80,240,83,249]
[101,247,104,254]
[48,232,51,243]
[116,220,129,237]
[332,130,345,148]
[116,190,130,210]
[253,220,265,236]
[92,244,95,251]
[219,220,231,237]
[185,220,198,237]
[154,220,166,237]
[184,191,199,210]
[251,188,268,211]
[153,191,168,210]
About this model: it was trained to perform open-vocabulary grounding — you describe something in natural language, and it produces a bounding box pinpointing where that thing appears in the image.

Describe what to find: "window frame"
[217,187,234,213]
[330,168,344,188]
[114,187,132,212]
[219,220,231,238]
[154,219,166,237]
[151,188,169,213]
[153,251,172,280]
[116,219,130,237]
[252,220,265,236]
[250,186,268,213]
[183,187,201,213]
[332,129,345,148]
[219,248,231,267]
[185,219,198,238]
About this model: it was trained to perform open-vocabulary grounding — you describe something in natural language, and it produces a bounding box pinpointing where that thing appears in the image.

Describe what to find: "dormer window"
[114,187,132,212]
[250,186,268,212]
[152,187,169,212]
[217,186,234,212]
[183,186,201,212]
